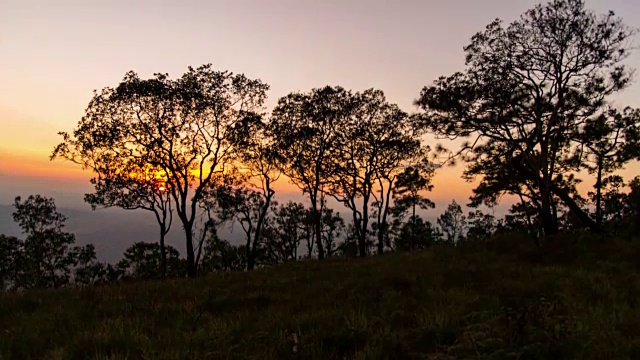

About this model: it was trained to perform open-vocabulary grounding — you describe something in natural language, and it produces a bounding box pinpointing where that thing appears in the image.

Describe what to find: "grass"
[2,234,640,359]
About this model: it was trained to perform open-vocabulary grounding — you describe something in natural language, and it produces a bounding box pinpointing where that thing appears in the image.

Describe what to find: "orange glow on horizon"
[5,145,636,212]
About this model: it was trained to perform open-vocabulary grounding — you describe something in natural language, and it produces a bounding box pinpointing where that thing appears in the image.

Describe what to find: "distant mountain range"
[0,205,243,264]
[0,199,505,264]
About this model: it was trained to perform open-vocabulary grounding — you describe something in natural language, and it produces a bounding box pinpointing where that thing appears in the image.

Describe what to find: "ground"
[2,234,640,359]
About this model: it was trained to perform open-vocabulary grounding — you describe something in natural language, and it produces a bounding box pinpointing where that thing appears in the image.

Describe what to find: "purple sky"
[1,0,639,210]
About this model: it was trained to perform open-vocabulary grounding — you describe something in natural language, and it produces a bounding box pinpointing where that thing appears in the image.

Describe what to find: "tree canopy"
[53,64,270,277]
[416,0,637,236]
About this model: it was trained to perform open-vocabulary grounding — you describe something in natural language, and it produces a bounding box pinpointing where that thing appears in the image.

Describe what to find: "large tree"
[271,86,349,260]
[416,0,635,235]
[329,89,423,257]
[233,114,281,270]
[53,64,269,277]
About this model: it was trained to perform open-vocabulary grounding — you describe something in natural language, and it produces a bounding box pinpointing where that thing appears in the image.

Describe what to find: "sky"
[1,0,640,213]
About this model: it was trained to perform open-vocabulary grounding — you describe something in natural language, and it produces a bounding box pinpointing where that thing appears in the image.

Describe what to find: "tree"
[371,142,424,255]
[437,200,467,244]
[321,208,345,257]
[271,86,348,260]
[394,216,440,251]
[577,108,640,226]
[392,165,436,248]
[466,210,496,241]
[53,64,270,277]
[0,234,105,290]
[503,200,543,244]
[233,114,282,270]
[12,195,98,289]
[0,235,23,291]
[200,235,247,272]
[622,176,640,238]
[83,160,173,278]
[71,244,111,286]
[416,0,635,235]
[268,201,308,262]
[328,89,424,257]
[117,242,183,280]
[582,174,629,232]
[595,175,627,229]
[214,183,268,270]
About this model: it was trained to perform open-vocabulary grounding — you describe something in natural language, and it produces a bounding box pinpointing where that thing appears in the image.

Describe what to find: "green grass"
[2,235,640,359]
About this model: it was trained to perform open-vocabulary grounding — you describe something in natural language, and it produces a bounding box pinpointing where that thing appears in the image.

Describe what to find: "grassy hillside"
[2,235,640,359]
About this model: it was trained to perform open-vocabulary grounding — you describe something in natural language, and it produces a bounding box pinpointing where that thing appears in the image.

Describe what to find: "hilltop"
[2,236,640,359]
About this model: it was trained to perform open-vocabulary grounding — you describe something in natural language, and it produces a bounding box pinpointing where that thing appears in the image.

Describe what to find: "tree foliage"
[116,242,184,280]
[416,0,636,236]
[438,200,467,244]
[53,64,270,277]
[1,195,104,290]
[271,86,350,260]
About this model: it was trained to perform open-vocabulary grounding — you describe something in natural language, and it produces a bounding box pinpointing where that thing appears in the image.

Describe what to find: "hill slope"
[2,237,640,359]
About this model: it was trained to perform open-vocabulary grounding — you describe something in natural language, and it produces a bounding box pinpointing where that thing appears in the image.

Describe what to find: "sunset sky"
[1,0,640,211]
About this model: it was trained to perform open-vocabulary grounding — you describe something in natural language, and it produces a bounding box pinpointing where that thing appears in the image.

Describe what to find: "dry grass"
[2,234,640,359]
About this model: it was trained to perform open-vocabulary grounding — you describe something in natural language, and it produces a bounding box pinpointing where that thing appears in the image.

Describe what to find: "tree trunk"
[551,182,598,231]
[359,209,367,257]
[312,197,325,260]
[352,210,364,257]
[246,234,254,270]
[540,184,557,236]
[515,158,598,232]
[551,198,559,231]
[249,180,274,271]
[159,225,167,278]
[377,222,386,255]
[595,158,604,227]
[377,180,393,255]
[185,226,197,278]
[411,198,417,250]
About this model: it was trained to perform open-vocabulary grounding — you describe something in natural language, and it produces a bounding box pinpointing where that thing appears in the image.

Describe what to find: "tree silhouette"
[328,89,421,257]
[394,216,440,251]
[438,200,467,244]
[271,86,348,260]
[371,131,424,255]
[0,235,23,291]
[321,207,345,257]
[117,242,183,280]
[622,176,640,238]
[200,235,247,272]
[393,165,436,246]
[11,195,100,289]
[466,210,496,241]
[267,201,308,263]
[416,0,635,236]
[234,114,282,270]
[213,179,268,270]
[83,160,173,278]
[595,175,627,229]
[577,108,640,226]
[53,64,269,277]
